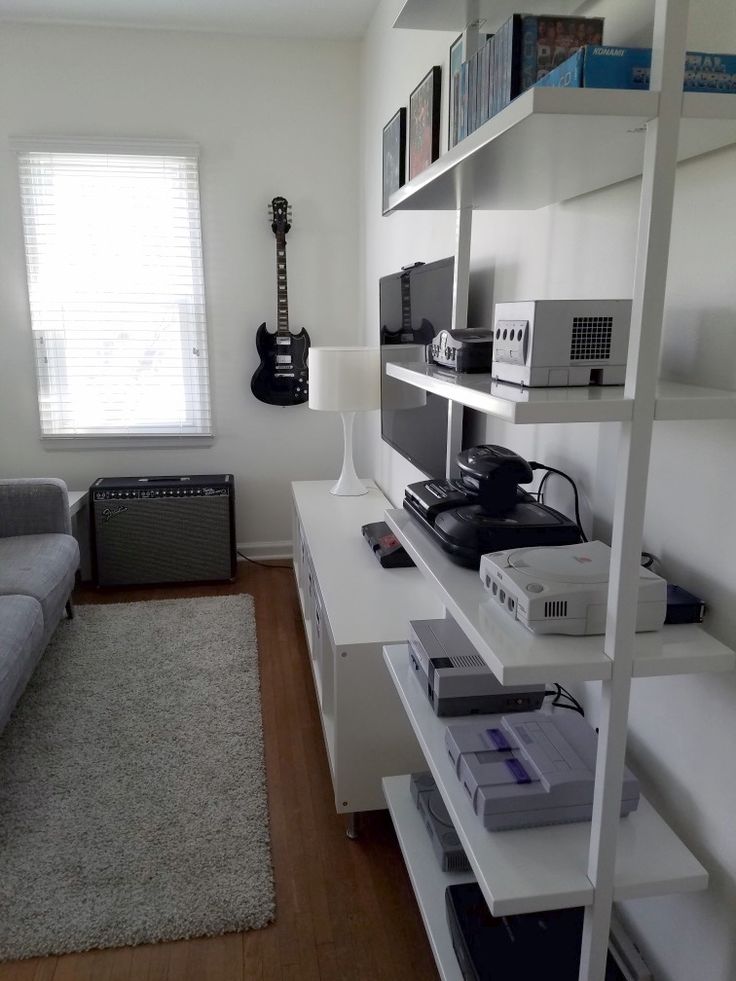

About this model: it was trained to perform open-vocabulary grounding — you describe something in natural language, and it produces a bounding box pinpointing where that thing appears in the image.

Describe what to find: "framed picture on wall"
[381,107,406,215]
[409,66,441,181]
[448,34,464,149]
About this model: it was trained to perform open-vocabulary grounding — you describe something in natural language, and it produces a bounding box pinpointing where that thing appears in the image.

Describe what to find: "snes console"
[492,299,632,387]
[409,617,545,716]
[479,540,667,636]
[446,711,640,831]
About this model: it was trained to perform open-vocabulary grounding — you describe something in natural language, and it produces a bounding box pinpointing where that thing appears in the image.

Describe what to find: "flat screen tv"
[379,257,457,478]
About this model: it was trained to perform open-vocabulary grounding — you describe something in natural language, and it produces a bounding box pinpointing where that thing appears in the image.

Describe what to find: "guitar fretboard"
[276,236,289,334]
[401,272,412,332]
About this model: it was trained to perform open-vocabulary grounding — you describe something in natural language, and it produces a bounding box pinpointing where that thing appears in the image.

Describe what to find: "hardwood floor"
[0,563,439,981]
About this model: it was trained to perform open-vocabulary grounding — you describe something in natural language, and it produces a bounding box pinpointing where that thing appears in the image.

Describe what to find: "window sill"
[41,434,215,451]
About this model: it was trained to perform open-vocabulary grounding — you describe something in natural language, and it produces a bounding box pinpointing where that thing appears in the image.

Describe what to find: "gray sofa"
[0,479,80,731]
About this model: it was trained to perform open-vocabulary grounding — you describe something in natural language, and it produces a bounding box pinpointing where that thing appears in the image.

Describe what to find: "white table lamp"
[309,346,381,496]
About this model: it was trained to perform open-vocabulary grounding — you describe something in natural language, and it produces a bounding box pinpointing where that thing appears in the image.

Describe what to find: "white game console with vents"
[479,541,667,636]
[492,299,632,388]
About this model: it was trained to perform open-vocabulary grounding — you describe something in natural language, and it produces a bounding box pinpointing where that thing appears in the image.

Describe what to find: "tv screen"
[379,257,455,478]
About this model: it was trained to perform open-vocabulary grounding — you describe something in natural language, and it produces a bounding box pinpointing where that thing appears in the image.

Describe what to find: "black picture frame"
[409,65,441,181]
[448,34,464,149]
[382,107,407,216]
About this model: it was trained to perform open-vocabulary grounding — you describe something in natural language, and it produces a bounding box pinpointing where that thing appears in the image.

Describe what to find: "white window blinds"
[16,142,212,437]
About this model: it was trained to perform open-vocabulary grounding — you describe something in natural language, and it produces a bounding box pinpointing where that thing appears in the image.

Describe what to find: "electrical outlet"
[493,319,529,365]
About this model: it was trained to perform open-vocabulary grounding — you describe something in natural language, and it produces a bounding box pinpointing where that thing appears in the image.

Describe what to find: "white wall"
[360,2,736,979]
[0,22,360,550]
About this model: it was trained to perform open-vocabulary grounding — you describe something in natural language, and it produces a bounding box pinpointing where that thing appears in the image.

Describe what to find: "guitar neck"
[400,272,411,333]
[275,234,289,334]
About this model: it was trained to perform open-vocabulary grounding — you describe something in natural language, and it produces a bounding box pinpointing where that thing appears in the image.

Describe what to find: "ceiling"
[0,0,381,40]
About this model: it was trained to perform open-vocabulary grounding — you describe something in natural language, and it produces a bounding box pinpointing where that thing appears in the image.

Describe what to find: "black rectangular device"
[446,882,646,980]
[361,521,415,568]
[430,328,494,372]
[90,475,236,587]
[379,258,460,478]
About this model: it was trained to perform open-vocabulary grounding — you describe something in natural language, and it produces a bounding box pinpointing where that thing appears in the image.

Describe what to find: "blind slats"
[18,147,211,438]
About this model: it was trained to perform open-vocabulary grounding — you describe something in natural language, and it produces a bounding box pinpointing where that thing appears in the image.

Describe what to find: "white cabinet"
[380,2,736,979]
[291,480,442,814]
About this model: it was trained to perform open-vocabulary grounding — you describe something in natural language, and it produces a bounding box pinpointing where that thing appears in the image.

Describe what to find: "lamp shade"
[308,346,381,412]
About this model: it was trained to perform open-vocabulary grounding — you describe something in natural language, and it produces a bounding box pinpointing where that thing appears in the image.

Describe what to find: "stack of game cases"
[450,13,604,147]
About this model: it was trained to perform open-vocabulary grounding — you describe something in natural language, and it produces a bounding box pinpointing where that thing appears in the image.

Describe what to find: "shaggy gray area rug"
[0,595,274,961]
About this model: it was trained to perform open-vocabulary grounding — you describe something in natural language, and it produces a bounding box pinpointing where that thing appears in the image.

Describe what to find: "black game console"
[403,445,580,568]
[361,521,415,568]
[445,882,648,981]
[431,328,494,372]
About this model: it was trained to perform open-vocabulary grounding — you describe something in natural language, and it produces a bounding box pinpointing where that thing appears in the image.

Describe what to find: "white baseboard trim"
[237,540,293,561]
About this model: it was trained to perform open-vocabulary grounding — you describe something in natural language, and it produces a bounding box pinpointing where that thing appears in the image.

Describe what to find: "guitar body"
[250,196,311,407]
[250,322,310,406]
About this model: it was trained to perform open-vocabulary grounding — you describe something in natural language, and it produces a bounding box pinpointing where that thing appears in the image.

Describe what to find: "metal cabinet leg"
[346,812,359,840]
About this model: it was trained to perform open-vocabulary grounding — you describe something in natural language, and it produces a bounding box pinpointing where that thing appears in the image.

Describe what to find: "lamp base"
[330,411,368,497]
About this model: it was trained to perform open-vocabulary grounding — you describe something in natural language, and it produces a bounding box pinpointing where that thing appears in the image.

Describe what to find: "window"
[16,140,211,438]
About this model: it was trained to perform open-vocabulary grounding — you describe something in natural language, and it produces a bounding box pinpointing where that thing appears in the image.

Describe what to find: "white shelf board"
[384,644,709,916]
[653,380,736,420]
[387,87,736,212]
[385,363,736,423]
[385,362,633,424]
[394,0,604,33]
[292,481,439,647]
[383,775,473,981]
[385,508,736,683]
[386,509,611,684]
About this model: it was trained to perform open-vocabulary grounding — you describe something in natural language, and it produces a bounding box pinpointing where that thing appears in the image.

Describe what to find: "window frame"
[13,136,214,445]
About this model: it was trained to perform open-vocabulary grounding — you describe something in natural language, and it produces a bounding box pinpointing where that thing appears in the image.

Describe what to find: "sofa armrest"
[0,479,72,538]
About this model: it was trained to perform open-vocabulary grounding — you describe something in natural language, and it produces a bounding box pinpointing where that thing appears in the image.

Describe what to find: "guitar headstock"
[269,196,292,238]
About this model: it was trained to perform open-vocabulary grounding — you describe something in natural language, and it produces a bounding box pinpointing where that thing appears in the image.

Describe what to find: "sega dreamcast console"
[409,617,545,717]
[446,711,640,831]
[479,540,667,636]
[410,772,471,873]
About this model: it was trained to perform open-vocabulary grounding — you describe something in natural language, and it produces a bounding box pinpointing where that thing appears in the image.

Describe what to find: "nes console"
[479,540,667,636]
[491,299,632,387]
[410,772,471,873]
[446,711,640,831]
[409,617,545,717]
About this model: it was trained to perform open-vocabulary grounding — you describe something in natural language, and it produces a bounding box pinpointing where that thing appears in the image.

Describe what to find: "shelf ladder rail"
[579,0,690,977]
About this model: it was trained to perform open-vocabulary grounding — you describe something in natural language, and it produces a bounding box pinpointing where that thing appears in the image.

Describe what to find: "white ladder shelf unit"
[381,1,736,980]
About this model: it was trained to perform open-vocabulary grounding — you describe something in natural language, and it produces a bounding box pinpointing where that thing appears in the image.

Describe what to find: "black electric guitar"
[250,197,310,406]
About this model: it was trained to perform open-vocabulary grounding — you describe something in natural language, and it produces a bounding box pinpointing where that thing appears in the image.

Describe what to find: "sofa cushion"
[0,534,79,635]
[0,594,44,731]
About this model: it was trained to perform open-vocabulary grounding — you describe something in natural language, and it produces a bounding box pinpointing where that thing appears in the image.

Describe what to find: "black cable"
[237,549,292,570]
[544,683,585,717]
[530,463,588,543]
[640,551,657,569]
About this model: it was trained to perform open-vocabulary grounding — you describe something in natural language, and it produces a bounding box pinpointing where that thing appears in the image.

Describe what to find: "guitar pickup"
[276,355,293,364]
[275,337,292,346]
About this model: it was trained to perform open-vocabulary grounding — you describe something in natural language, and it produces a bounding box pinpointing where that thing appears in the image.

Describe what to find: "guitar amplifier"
[90,475,236,587]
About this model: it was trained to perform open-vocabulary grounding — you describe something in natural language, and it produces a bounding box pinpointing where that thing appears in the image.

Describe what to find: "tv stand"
[291,481,441,829]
